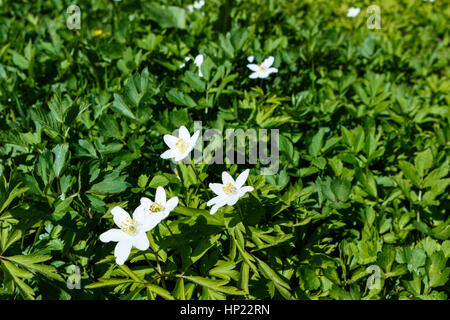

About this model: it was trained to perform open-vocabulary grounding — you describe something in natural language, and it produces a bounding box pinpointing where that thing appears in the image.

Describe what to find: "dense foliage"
[0,0,449,300]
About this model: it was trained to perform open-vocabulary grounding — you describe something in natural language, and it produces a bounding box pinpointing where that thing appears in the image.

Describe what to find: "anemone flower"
[247,56,278,79]
[207,169,254,215]
[160,125,200,162]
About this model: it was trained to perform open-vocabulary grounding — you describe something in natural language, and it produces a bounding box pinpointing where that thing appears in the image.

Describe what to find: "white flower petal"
[207,195,222,206]
[178,126,191,141]
[99,229,128,243]
[155,186,166,206]
[194,54,204,67]
[132,204,148,224]
[142,213,163,231]
[222,171,235,185]
[190,130,200,148]
[111,207,131,229]
[226,193,241,206]
[259,68,276,78]
[174,151,190,162]
[114,240,133,265]
[247,64,260,72]
[210,203,223,215]
[266,67,278,74]
[238,186,254,197]
[160,149,177,159]
[133,233,150,251]
[235,169,250,188]
[209,183,225,196]
[164,134,179,149]
[247,56,254,63]
[165,197,179,212]
[347,7,360,17]
[262,56,274,68]
[249,72,260,79]
[140,197,152,208]
[208,195,228,214]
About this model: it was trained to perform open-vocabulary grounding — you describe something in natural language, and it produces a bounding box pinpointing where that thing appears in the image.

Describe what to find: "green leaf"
[138,174,149,189]
[0,183,29,215]
[85,279,134,289]
[52,144,69,177]
[415,149,433,178]
[148,175,169,189]
[255,257,291,292]
[191,233,221,265]
[112,93,136,119]
[166,89,196,108]
[146,284,175,300]
[142,3,186,29]
[88,171,130,194]
[183,71,205,92]
[426,251,449,288]
[182,275,247,296]
[118,265,143,283]
[399,161,421,187]
[309,128,325,157]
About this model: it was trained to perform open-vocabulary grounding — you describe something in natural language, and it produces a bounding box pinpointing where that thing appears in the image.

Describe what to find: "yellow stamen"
[149,202,163,213]
[175,138,189,153]
[120,217,139,236]
[222,183,236,195]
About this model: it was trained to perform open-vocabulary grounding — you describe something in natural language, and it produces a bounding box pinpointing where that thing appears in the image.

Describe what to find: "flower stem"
[190,162,211,198]
[237,202,245,222]
[144,253,160,275]
[163,220,178,243]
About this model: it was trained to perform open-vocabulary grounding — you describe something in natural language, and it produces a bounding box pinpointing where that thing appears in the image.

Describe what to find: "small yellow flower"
[93,29,103,36]
[93,30,110,38]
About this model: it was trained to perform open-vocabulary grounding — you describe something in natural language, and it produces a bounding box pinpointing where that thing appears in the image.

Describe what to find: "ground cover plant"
[0,0,449,300]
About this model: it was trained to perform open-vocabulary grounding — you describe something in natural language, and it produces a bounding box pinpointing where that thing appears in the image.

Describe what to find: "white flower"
[180,56,191,69]
[247,56,278,79]
[207,169,254,215]
[193,0,205,9]
[187,0,205,12]
[99,206,152,265]
[160,125,200,162]
[194,54,204,77]
[247,56,254,63]
[347,7,360,17]
[99,187,179,265]
[137,186,179,230]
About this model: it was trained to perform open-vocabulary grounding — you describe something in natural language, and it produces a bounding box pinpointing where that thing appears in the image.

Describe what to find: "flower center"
[120,218,139,236]
[149,202,164,213]
[222,183,237,195]
[258,63,266,71]
[176,138,189,153]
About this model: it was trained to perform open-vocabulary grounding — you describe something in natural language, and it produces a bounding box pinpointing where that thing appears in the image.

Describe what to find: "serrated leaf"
[112,93,136,119]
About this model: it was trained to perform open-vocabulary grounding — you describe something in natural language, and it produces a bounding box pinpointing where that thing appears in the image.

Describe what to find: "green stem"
[144,253,160,275]
[190,163,211,198]
[163,220,178,243]
[237,202,244,222]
